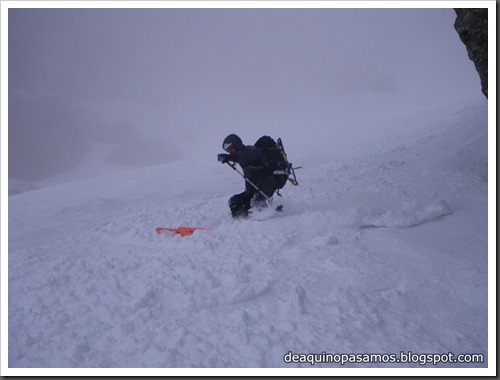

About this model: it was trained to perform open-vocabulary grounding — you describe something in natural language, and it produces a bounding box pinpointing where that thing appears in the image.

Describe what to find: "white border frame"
[1,1,495,377]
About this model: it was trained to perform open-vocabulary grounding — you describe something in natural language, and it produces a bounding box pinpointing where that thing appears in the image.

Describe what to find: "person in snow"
[218,134,276,218]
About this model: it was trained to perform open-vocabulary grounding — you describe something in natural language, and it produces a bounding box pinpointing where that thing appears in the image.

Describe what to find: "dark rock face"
[454,8,488,98]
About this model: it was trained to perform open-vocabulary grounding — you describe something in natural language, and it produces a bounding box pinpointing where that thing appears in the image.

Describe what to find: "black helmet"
[222,134,244,152]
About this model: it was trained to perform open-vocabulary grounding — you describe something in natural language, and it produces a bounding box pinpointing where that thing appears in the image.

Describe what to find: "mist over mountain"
[8,96,91,181]
[8,7,482,194]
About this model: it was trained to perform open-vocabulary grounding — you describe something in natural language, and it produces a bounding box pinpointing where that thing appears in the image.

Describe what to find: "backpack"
[254,136,295,190]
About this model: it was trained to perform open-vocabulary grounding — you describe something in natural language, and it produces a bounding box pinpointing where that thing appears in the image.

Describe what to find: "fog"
[8,6,481,188]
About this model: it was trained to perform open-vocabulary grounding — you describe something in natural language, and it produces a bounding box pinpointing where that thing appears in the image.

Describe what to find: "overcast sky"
[8,5,482,179]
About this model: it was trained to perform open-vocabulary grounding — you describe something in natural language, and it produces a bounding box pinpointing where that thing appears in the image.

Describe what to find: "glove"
[218,153,230,163]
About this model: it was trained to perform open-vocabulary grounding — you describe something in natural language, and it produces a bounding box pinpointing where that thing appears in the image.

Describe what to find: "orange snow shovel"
[156,227,210,237]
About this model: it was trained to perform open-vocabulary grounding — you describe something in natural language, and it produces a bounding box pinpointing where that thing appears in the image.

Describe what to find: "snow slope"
[6,99,491,374]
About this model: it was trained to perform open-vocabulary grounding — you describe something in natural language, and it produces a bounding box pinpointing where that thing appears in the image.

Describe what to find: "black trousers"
[228,177,275,218]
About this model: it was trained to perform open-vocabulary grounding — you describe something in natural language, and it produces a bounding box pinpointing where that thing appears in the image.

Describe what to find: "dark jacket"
[222,134,270,181]
[230,145,269,181]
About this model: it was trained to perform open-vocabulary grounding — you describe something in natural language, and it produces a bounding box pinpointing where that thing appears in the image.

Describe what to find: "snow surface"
[6,99,491,374]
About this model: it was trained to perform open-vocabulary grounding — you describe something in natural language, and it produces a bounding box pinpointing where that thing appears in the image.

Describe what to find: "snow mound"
[364,198,452,228]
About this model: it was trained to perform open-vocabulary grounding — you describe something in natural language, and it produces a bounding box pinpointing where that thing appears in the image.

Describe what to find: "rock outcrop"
[454,8,488,98]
